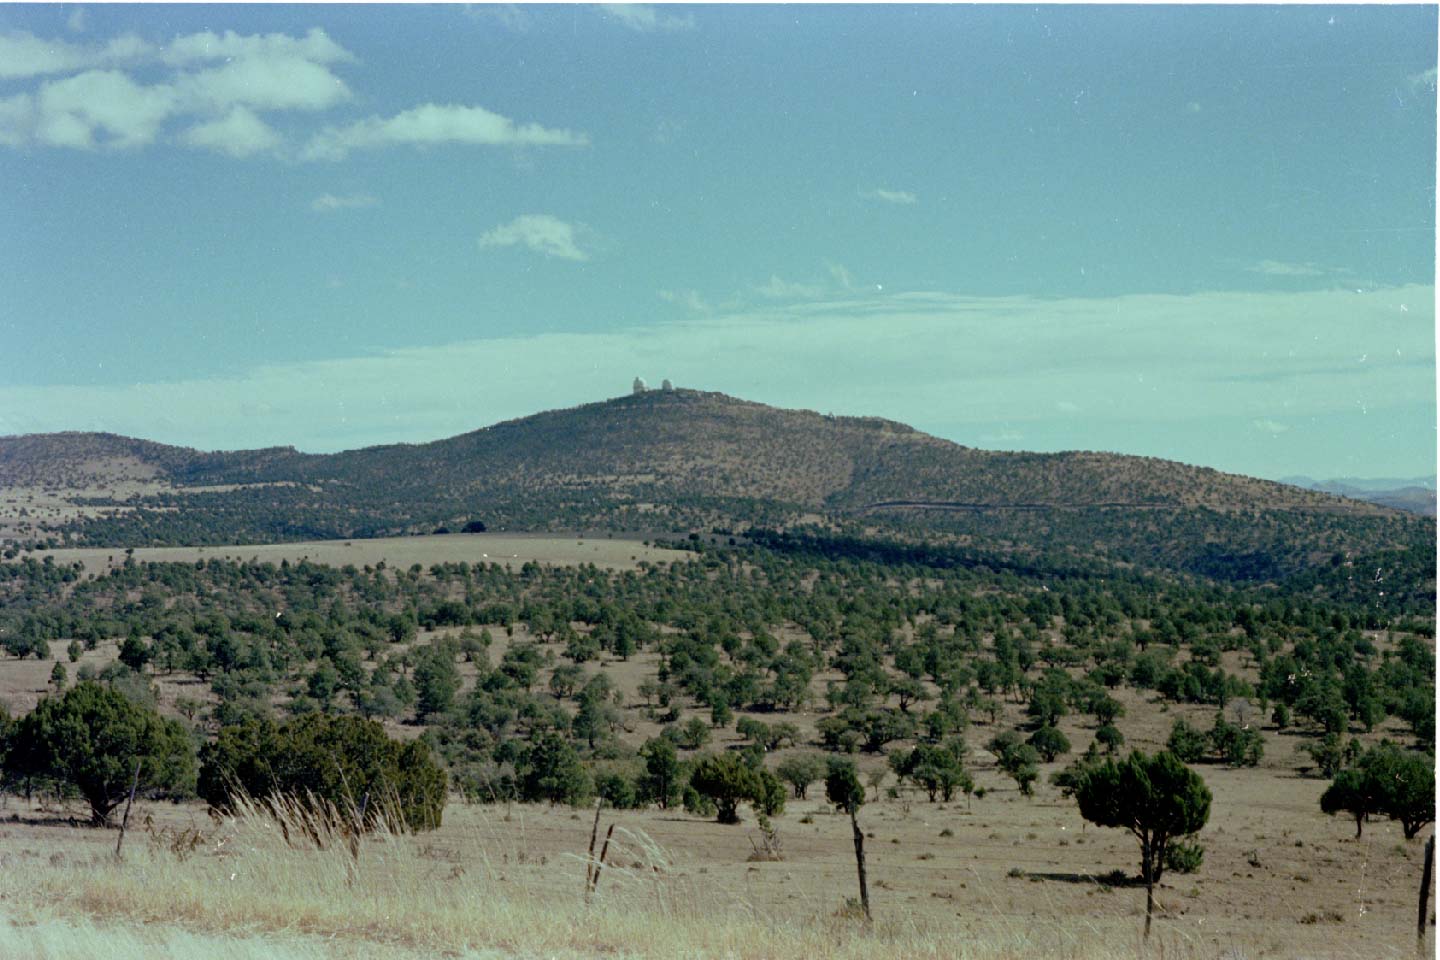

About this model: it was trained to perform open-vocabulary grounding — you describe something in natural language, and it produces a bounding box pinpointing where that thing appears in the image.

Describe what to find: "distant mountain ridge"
[1,389,1430,582]
[1281,475,1437,517]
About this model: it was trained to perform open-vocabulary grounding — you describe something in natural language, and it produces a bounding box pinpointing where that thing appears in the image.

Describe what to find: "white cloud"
[0,30,153,79]
[302,103,588,161]
[659,288,710,312]
[479,214,589,261]
[179,106,281,158]
[466,5,533,32]
[1246,259,1328,278]
[36,70,177,148]
[311,192,380,213]
[1252,418,1291,434]
[0,27,358,156]
[160,28,354,67]
[752,275,826,300]
[862,187,918,205]
[177,56,351,113]
[825,261,855,290]
[1409,66,1437,91]
[600,4,696,32]
[2,285,1432,478]
[0,93,35,146]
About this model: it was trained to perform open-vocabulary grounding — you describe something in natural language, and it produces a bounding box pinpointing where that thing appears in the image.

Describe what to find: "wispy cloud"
[310,193,380,213]
[825,261,855,291]
[0,30,152,79]
[862,187,918,205]
[159,28,354,67]
[302,103,587,161]
[479,214,590,261]
[659,289,711,312]
[0,27,351,80]
[1,285,1431,478]
[1409,66,1437,91]
[466,4,533,32]
[1246,259,1329,278]
[751,275,826,300]
[600,4,696,33]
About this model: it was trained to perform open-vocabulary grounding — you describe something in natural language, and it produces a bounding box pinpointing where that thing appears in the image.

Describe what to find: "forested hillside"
[2,390,1427,586]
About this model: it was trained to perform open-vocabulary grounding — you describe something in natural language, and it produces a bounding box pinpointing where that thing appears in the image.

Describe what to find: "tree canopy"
[7,681,195,826]
[1072,749,1211,937]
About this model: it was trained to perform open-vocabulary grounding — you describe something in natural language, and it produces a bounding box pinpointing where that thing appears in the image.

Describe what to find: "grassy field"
[22,533,690,575]
[0,763,1430,960]
[0,605,1430,959]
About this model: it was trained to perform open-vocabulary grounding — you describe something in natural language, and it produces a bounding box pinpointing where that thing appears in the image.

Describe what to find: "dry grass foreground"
[0,788,1430,960]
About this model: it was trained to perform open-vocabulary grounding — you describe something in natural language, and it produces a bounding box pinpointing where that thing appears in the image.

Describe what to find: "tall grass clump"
[0,796,1386,960]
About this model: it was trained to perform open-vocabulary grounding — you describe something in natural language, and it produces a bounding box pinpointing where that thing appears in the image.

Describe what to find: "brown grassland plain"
[0,538,1431,958]
[23,532,688,576]
[0,650,1431,960]
[0,760,1430,960]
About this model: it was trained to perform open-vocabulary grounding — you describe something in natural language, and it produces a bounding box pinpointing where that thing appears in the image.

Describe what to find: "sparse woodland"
[0,393,1434,955]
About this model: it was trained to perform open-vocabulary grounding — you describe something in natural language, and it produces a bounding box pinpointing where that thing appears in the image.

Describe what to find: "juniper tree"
[1072,749,1211,938]
[9,682,195,827]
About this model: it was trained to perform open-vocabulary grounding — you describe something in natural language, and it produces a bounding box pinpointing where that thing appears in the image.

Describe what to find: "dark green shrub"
[7,681,195,826]
[689,752,763,824]
[1027,725,1072,762]
[1166,718,1207,763]
[198,713,446,832]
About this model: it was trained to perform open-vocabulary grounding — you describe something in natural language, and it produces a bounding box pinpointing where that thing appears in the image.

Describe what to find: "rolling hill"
[1,389,1431,582]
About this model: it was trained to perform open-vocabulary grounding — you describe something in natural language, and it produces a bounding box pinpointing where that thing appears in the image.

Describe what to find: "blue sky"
[1,4,1434,481]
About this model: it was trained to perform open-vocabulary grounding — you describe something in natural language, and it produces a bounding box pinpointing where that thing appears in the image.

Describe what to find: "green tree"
[1027,725,1072,763]
[638,737,682,809]
[689,752,763,824]
[519,731,592,806]
[198,713,446,833]
[414,646,460,721]
[1320,766,1378,839]
[117,633,150,673]
[776,753,828,799]
[754,766,786,817]
[1071,750,1212,938]
[1322,744,1435,840]
[1208,715,1263,767]
[1165,717,1207,763]
[989,731,1040,796]
[8,682,195,826]
[1095,724,1124,754]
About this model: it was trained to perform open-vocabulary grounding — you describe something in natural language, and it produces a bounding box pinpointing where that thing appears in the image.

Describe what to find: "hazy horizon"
[2,4,1435,482]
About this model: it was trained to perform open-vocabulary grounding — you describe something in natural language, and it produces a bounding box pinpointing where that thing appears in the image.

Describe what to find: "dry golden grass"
[20,533,687,575]
[0,789,1429,960]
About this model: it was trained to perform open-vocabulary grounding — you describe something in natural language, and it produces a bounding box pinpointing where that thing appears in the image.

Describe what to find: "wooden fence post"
[114,759,141,861]
[849,808,871,922]
[1419,833,1434,951]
